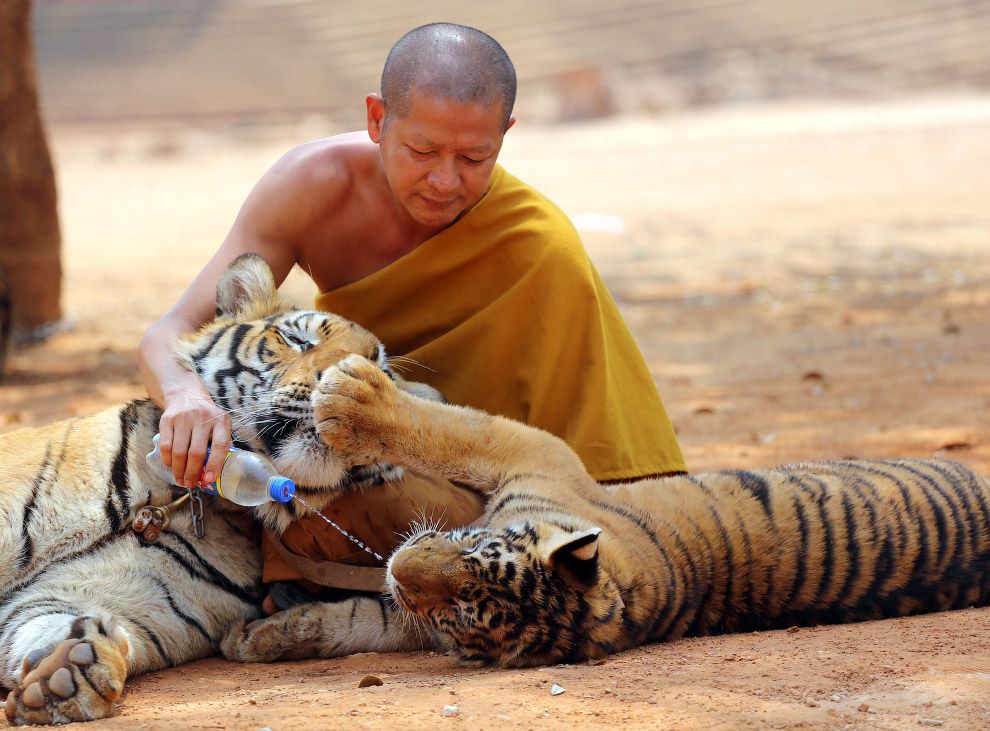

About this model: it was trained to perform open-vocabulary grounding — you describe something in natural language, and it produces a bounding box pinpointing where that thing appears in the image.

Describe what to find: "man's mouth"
[421,196,454,209]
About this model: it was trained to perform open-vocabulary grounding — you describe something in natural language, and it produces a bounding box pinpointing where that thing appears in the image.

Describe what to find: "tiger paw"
[313,354,402,464]
[221,606,320,663]
[4,617,129,725]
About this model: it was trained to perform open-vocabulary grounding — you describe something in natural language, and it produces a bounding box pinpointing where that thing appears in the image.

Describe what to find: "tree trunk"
[0,265,11,377]
[0,0,62,334]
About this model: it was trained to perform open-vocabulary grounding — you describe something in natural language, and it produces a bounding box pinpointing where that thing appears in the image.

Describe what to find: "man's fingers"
[203,421,232,483]
[156,392,230,487]
[182,423,212,487]
[158,422,174,469]
[159,414,191,485]
[170,438,190,486]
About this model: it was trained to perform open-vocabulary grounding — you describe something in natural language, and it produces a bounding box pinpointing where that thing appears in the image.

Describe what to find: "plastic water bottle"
[146,433,295,506]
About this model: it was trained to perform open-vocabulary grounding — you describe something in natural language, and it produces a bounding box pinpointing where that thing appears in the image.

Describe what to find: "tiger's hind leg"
[221,596,441,663]
[3,616,128,726]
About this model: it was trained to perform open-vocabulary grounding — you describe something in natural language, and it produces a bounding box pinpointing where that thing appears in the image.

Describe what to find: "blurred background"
[31,0,990,127]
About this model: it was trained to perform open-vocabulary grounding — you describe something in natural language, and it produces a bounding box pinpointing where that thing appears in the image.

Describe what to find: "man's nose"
[426,158,459,193]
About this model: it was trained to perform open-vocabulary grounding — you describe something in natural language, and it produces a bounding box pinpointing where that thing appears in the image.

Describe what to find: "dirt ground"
[2,94,990,729]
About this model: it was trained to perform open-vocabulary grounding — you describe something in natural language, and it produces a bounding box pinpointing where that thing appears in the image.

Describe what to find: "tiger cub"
[1,254,434,725]
[225,354,990,668]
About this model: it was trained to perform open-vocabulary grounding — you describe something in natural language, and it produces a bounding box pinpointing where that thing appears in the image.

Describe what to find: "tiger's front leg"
[313,355,588,493]
[4,616,128,726]
[220,596,441,662]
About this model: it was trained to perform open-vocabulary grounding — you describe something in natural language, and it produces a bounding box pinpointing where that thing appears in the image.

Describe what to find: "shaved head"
[381,23,516,129]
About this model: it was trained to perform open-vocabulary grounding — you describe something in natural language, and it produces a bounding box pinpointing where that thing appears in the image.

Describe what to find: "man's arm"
[139,144,344,486]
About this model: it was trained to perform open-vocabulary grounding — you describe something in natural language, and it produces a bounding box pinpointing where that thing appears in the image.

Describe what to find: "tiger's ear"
[216,253,281,319]
[546,527,602,584]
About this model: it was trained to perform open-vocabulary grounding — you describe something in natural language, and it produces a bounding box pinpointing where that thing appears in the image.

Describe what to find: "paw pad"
[4,638,104,725]
[20,683,45,709]
[68,642,94,666]
[48,668,76,699]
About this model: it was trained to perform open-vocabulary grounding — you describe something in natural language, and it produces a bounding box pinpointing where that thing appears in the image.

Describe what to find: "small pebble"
[786,626,800,634]
[918,721,944,728]
[550,683,566,696]
[857,703,870,713]
[358,675,383,688]
[442,704,459,717]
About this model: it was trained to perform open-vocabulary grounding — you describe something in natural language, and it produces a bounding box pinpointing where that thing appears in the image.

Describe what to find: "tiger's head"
[174,253,438,529]
[386,521,626,667]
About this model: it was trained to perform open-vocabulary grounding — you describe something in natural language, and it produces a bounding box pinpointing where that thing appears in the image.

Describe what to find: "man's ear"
[367,94,385,143]
[505,115,516,132]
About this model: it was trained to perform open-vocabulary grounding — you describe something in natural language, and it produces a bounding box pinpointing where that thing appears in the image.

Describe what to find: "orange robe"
[262,164,685,583]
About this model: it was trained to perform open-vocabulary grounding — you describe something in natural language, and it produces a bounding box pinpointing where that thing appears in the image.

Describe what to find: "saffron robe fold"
[263,164,685,584]
[317,164,685,478]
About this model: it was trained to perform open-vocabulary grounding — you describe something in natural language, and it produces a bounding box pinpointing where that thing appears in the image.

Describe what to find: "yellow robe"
[315,164,685,479]
[262,164,685,584]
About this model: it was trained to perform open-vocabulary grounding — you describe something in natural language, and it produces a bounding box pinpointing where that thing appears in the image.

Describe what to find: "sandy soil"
[2,94,990,729]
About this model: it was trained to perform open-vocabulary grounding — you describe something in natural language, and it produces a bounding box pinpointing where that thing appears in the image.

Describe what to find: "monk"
[139,22,686,613]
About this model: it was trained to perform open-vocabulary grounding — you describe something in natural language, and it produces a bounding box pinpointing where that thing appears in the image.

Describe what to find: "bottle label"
[196,446,236,498]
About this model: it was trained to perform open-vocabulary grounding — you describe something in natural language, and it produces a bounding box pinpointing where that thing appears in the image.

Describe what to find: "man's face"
[368,90,512,230]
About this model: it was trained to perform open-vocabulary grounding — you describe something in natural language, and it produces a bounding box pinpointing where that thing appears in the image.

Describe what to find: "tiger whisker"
[387,355,436,373]
[219,401,276,420]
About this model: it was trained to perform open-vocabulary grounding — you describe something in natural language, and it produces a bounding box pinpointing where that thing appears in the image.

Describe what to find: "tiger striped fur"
[223,354,990,668]
[0,255,436,724]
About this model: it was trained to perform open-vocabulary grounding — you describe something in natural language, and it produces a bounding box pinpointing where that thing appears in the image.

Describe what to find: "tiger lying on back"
[226,354,990,668]
[0,254,440,725]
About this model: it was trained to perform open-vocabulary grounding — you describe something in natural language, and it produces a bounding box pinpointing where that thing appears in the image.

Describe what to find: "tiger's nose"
[390,549,453,608]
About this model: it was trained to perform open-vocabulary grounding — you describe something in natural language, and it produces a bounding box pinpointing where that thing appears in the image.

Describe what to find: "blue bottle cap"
[268,476,296,503]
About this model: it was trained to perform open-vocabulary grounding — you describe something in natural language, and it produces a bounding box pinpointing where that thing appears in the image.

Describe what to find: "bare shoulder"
[233,132,377,245]
[232,132,394,291]
[268,132,376,197]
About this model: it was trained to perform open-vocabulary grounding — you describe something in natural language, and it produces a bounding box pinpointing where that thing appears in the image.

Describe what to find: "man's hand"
[157,389,231,487]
